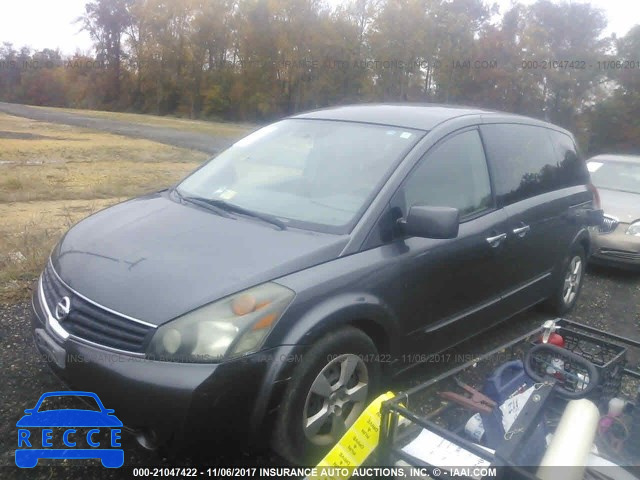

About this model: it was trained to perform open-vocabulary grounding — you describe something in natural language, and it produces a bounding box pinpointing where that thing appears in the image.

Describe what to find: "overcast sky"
[0,0,638,55]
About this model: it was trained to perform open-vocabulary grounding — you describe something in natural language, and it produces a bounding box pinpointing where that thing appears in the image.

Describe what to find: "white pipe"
[537,399,600,480]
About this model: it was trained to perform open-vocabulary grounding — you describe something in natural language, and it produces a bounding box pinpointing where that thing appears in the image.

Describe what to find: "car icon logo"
[15,391,124,468]
[55,297,71,321]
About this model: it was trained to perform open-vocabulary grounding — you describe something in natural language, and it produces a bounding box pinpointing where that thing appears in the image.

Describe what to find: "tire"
[272,326,381,465]
[543,245,587,315]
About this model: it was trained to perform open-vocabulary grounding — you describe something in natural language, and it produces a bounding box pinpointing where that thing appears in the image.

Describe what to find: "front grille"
[41,263,154,353]
[599,249,640,261]
[598,215,619,234]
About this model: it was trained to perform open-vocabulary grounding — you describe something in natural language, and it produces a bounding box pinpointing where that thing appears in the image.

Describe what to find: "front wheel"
[543,245,586,314]
[272,327,381,465]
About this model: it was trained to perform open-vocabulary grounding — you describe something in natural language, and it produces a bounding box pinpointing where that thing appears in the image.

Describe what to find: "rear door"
[479,124,589,309]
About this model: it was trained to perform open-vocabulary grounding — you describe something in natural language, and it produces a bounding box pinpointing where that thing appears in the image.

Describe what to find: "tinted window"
[548,130,590,187]
[481,124,560,205]
[401,129,492,218]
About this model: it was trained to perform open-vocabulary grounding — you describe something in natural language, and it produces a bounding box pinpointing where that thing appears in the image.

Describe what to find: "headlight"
[147,283,294,362]
[627,221,640,237]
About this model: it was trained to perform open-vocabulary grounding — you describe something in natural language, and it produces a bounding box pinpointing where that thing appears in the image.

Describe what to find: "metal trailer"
[378,318,640,480]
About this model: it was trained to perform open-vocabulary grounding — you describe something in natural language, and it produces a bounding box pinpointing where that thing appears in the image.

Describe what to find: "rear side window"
[401,129,492,219]
[481,124,562,206]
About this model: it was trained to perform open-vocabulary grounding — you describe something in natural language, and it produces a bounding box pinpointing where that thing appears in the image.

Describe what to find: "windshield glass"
[588,160,640,194]
[177,119,423,233]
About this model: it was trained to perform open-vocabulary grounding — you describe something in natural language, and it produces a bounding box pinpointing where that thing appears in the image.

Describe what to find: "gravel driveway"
[1,266,638,478]
[0,102,235,155]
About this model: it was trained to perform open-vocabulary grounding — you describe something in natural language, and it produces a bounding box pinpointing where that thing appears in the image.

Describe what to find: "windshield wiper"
[173,188,287,230]
[173,188,233,218]
[199,198,288,230]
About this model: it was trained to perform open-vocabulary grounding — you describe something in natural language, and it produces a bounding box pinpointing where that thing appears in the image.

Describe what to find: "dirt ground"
[0,264,638,478]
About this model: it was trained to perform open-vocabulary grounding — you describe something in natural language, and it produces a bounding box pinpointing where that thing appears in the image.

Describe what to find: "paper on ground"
[402,428,494,468]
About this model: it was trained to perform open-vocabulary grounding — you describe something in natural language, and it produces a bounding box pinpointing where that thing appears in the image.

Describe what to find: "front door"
[386,128,512,357]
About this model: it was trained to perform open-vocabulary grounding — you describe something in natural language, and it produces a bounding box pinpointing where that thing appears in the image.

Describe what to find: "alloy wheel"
[302,354,369,446]
[562,255,583,305]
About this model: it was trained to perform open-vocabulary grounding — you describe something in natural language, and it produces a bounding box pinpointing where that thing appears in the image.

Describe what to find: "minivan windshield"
[588,160,640,195]
[176,119,423,233]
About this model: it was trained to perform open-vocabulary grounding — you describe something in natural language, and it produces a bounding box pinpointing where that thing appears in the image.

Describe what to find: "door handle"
[486,233,507,248]
[512,225,530,238]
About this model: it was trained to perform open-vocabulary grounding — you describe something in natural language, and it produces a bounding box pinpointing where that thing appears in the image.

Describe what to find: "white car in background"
[587,154,640,269]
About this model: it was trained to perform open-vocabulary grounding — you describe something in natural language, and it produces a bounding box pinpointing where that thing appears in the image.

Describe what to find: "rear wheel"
[272,327,380,464]
[543,245,586,314]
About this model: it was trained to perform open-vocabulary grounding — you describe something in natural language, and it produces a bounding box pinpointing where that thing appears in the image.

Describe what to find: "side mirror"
[399,205,460,239]
[586,209,604,227]
[571,208,604,226]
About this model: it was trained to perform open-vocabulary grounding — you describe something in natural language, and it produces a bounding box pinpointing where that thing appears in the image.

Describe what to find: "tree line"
[0,0,638,155]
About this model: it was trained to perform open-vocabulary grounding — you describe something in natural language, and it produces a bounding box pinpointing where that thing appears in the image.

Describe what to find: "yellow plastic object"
[313,391,395,480]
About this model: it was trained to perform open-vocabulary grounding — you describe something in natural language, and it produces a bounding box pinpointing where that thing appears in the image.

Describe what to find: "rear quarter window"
[481,124,583,206]
[547,130,590,187]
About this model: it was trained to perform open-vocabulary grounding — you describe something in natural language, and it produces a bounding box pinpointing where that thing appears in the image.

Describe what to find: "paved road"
[0,102,235,155]
[1,264,638,477]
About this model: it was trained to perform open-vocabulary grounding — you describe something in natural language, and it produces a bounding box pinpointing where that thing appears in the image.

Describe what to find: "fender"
[248,291,401,442]
[549,227,591,287]
[275,291,401,351]
[571,226,592,257]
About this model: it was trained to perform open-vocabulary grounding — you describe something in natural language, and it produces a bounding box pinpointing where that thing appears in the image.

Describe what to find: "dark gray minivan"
[30,104,602,463]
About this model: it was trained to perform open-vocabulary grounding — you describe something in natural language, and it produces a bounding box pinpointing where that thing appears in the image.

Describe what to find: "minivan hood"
[52,193,348,325]
[598,188,640,224]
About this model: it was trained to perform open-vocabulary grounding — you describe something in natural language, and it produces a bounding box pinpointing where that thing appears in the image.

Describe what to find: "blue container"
[483,360,533,404]
[482,360,547,465]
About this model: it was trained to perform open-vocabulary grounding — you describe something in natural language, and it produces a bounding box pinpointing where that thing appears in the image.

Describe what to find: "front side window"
[177,119,423,233]
[399,129,492,219]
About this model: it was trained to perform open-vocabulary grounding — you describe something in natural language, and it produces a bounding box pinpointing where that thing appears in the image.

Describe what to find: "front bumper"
[590,225,640,269]
[29,284,293,453]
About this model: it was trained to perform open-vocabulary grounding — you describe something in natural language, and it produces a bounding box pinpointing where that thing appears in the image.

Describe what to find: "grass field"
[0,111,248,303]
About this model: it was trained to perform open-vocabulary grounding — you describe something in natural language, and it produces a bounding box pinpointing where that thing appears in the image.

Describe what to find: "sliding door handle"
[486,233,507,248]
[512,225,530,238]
